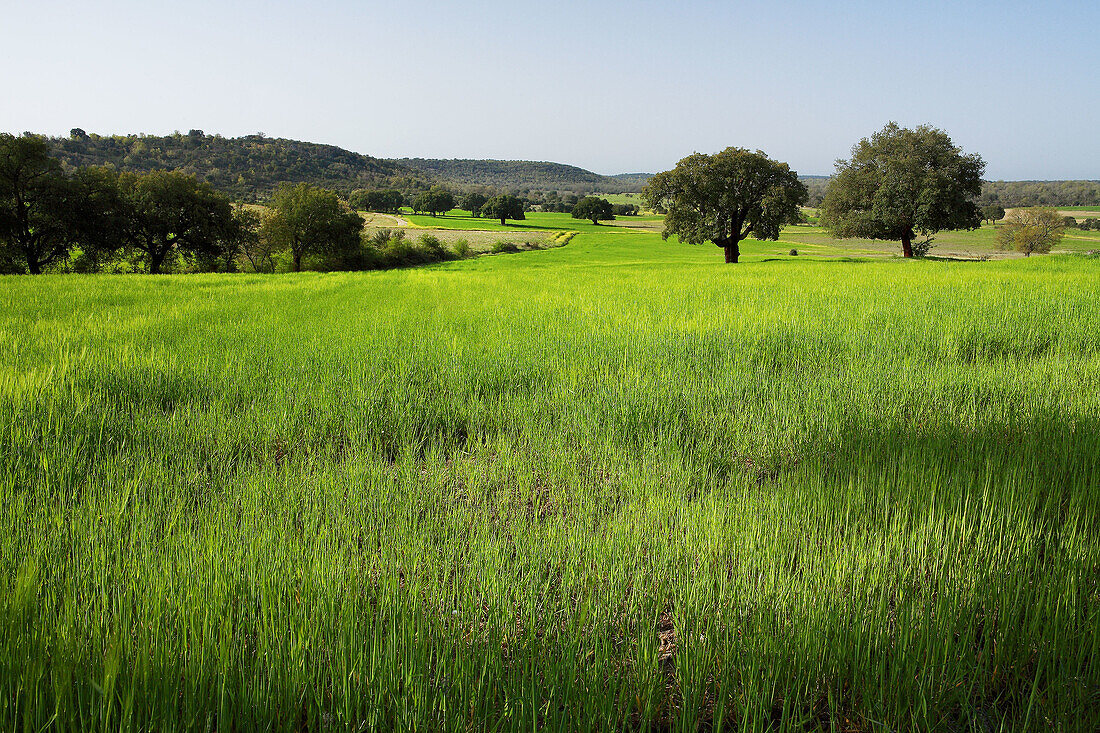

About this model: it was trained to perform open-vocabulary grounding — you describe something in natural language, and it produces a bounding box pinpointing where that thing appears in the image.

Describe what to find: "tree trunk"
[499,218,505,226]
[26,254,41,275]
[150,252,164,274]
[293,252,302,272]
[723,242,740,263]
[901,233,914,258]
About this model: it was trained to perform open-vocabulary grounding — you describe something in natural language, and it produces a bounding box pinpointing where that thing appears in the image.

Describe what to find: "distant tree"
[643,147,807,263]
[116,170,243,274]
[70,128,88,141]
[480,195,526,226]
[413,185,455,216]
[1083,218,1098,231]
[0,133,82,274]
[461,192,487,217]
[981,204,1005,224]
[1062,216,1078,229]
[572,196,615,224]
[613,203,640,216]
[351,189,404,213]
[996,207,1065,256]
[821,122,985,258]
[266,183,364,272]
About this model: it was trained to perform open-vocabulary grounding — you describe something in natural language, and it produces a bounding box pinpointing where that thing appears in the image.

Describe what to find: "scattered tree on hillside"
[413,186,455,216]
[642,148,807,264]
[996,207,1065,256]
[461,192,488,217]
[982,205,1005,224]
[821,122,985,258]
[1062,216,1078,229]
[480,195,526,226]
[572,196,615,224]
[266,183,363,272]
[613,203,640,216]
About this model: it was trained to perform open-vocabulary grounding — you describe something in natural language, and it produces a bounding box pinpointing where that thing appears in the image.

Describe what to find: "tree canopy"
[982,204,1006,224]
[461,192,488,217]
[267,183,363,272]
[642,148,807,263]
[821,123,985,258]
[480,195,526,226]
[412,186,455,216]
[0,134,81,274]
[996,207,1065,256]
[572,196,615,224]
[115,170,243,274]
[350,189,403,214]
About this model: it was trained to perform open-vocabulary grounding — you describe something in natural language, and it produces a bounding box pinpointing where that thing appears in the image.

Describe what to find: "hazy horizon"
[3,0,1097,180]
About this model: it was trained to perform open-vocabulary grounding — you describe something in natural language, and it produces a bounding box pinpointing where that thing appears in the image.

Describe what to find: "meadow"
[1,213,1099,730]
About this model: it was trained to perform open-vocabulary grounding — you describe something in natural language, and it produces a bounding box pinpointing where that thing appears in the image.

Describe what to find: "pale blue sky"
[2,0,1096,179]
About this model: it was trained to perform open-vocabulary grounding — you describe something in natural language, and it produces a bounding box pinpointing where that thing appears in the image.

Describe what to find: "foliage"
[396,158,648,194]
[821,122,985,258]
[350,189,404,213]
[571,196,615,224]
[643,147,807,263]
[111,170,242,274]
[412,186,455,216]
[267,183,363,271]
[480,195,526,226]
[977,179,1100,207]
[46,132,425,200]
[361,229,456,269]
[982,204,1005,223]
[612,203,639,216]
[996,207,1065,256]
[460,192,488,217]
[0,134,82,274]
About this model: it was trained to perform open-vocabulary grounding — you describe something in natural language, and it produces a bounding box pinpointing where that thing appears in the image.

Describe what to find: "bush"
[359,228,454,269]
[491,241,520,254]
[789,249,798,256]
[1063,216,1079,229]
[451,239,472,259]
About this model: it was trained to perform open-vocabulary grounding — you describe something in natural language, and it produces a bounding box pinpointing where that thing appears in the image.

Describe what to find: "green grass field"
[2,216,1099,730]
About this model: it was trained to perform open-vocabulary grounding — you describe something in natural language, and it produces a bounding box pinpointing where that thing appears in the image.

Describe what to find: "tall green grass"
[1,232,1098,729]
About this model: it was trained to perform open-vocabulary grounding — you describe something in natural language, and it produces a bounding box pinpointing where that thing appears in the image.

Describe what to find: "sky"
[1,0,1097,180]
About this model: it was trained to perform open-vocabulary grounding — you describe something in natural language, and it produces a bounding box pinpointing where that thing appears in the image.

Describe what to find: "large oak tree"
[480,195,526,226]
[116,170,241,274]
[643,148,807,263]
[821,123,984,258]
[571,196,615,225]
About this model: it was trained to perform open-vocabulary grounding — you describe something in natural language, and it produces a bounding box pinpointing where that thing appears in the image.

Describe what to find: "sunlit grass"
[1,229,1098,729]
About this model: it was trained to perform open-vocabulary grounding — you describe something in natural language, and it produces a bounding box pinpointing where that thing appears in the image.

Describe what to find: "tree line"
[0,134,480,275]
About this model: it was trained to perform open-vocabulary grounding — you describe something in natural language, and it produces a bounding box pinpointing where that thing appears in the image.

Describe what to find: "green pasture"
[2,221,1099,730]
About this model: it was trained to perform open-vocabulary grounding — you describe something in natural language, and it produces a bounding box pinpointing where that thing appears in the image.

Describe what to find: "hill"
[49,130,428,200]
[394,158,647,194]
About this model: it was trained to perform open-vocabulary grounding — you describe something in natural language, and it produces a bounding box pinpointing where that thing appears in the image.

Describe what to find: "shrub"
[789,249,798,256]
[451,239,472,259]
[491,241,520,254]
